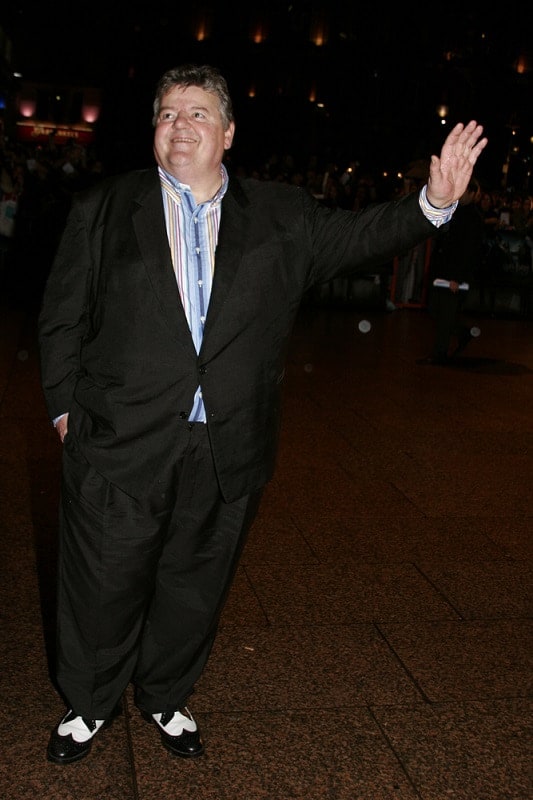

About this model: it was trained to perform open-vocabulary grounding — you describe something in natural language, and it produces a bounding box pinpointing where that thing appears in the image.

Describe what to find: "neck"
[192,178,222,205]
[170,166,223,205]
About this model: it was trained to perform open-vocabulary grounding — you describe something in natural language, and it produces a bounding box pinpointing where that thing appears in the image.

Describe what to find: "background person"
[424,177,485,364]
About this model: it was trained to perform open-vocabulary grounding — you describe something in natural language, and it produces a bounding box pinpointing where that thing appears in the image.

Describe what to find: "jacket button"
[179,411,188,419]
[199,366,207,375]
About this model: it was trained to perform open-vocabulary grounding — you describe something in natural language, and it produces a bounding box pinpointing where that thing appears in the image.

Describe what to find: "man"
[425,177,485,364]
[38,64,487,764]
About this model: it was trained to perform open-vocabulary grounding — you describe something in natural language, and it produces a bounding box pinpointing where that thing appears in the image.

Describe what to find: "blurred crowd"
[0,134,105,303]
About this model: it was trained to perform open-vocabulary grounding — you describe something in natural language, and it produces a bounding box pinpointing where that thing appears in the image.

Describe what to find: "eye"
[159,111,176,122]
[192,111,206,120]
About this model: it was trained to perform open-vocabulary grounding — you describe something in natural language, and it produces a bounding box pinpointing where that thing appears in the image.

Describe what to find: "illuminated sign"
[16,120,95,144]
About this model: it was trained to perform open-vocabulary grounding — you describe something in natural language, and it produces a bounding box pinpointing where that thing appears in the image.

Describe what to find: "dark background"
[2,1,532,189]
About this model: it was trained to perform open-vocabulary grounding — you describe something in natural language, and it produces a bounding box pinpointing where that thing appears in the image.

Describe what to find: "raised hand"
[426,121,488,208]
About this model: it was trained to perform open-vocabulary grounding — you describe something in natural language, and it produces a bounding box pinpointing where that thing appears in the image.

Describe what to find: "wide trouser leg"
[56,438,171,719]
[429,288,459,359]
[134,425,262,713]
[451,293,469,344]
[55,424,262,719]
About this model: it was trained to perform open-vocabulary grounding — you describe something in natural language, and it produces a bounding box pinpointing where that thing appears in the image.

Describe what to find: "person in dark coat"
[425,177,485,363]
[38,63,488,765]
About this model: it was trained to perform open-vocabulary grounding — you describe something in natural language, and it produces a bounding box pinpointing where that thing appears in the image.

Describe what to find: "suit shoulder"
[228,175,316,209]
[73,168,159,203]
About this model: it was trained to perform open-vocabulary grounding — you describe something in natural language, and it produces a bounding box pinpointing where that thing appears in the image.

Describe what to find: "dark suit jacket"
[38,168,436,501]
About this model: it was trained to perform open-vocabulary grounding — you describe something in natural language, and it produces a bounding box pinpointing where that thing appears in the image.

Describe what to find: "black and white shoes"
[142,707,204,758]
[47,710,114,764]
[47,705,204,764]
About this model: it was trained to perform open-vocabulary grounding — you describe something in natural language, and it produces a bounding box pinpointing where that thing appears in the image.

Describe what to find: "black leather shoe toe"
[161,726,205,758]
[142,709,205,758]
[47,707,120,765]
[47,728,94,764]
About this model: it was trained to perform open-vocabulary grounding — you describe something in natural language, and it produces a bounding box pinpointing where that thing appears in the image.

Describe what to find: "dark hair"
[152,64,234,129]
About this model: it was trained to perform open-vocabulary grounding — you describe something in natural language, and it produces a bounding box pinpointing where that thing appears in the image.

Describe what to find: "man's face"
[153,84,234,178]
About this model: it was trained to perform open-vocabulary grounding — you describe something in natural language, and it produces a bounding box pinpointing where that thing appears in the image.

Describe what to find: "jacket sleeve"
[38,197,94,421]
[300,187,437,289]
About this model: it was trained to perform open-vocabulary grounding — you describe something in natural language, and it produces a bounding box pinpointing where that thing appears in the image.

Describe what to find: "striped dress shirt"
[159,164,228,422]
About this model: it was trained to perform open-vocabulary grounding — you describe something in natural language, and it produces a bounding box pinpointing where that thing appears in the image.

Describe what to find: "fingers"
[457,121,487,153]
[448,120,484,148]
[472,135,489,158]
[444,121,487,167]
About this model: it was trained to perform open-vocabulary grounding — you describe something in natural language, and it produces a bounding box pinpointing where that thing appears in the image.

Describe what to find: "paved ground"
[0,290,531,799]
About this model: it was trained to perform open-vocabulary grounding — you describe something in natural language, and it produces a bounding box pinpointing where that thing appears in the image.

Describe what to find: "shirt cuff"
[52,413,67,427]
[419,185,458,228]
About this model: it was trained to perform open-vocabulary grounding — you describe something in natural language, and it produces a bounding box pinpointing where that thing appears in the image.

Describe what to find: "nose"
[171,110,188,126]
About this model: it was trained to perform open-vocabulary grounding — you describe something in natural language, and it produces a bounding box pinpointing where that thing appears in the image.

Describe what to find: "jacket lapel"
[131,172,197,355]
[200,179,249,350]
[130,172,249,359]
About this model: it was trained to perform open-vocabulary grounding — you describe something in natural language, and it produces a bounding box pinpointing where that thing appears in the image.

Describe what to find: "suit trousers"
[56,421,263,719]
[428,286,469,359]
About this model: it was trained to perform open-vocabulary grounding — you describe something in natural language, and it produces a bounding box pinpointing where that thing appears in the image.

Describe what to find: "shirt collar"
[158,163,229,206]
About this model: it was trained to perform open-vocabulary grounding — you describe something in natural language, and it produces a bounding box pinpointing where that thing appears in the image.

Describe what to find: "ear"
[224,121,236,150]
